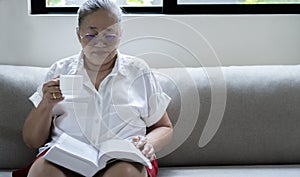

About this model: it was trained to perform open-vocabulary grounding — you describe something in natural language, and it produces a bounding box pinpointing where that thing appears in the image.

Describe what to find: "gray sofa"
[1,64,300,177]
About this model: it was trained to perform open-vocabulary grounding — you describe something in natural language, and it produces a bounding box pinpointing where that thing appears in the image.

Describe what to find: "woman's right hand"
[23,75,64,148]
[41,75,64,107]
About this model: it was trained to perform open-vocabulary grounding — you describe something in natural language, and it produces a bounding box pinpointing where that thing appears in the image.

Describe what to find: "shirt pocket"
[105,105,141,128]
[99,105,146,139]
[111,104,139,119]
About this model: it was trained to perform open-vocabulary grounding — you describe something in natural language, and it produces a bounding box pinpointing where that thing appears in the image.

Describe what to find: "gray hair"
[77,0,123,28]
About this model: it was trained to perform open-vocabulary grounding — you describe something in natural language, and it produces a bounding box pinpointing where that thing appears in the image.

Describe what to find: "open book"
[43,133,152,177]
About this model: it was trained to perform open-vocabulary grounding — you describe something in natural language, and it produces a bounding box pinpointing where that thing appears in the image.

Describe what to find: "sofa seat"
[158,165,300,177]
[0,171,11,177]
[1,165,300,177]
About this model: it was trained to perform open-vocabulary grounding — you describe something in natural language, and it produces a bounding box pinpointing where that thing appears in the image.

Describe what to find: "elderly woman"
[14,0,173,177]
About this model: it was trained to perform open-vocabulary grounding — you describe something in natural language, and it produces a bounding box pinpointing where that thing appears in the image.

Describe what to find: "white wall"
[0,0,299,68]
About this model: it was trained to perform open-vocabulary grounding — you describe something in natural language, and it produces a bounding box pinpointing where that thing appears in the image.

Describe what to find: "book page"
[55,133,99,166]
[97,139,152,169]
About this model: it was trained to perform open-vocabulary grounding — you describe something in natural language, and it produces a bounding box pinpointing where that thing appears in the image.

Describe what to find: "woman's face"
[77,10,121,67]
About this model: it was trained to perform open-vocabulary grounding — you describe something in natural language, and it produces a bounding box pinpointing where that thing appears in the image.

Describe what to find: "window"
[32,0,162,14]
[165,0,300,14]
[31,0,300,14]
[178,0,300,4]
[46,0,162,7]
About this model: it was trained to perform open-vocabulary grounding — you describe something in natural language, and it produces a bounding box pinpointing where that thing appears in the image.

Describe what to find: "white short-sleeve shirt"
[29,51,171,153]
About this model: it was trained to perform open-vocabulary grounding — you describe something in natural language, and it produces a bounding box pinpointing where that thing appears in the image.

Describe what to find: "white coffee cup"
[59,75,83,95]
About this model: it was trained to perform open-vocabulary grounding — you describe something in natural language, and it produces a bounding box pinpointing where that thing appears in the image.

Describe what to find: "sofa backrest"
[1,65,300,169]
[156,66,300,167]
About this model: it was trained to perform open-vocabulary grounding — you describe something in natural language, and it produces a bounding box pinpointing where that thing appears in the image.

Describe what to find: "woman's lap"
[27,157,82,177]
[13,153,158,177]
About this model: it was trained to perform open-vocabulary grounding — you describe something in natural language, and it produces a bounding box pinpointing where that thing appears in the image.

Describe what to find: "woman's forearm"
[146,126,173,153]
[146,112,173,153]
[22,101,53,149]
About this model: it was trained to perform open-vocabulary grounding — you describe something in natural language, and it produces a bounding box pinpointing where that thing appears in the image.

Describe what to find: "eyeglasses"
[79,33,119,46]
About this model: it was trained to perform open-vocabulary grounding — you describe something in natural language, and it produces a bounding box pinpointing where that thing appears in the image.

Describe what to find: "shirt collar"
[111,50,127,76]
[74,50,127,77]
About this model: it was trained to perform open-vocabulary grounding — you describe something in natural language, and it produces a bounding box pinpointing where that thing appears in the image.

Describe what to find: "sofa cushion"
[1,165,300,177]
[0,65,48,168]
[158,165,300,177]
[1,64,300,170]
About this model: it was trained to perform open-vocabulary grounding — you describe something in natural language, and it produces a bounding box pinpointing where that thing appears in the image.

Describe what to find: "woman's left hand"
[131,136,155,160]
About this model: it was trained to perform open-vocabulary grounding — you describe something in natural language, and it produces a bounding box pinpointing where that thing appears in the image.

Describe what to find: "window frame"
[31,0,300,15]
